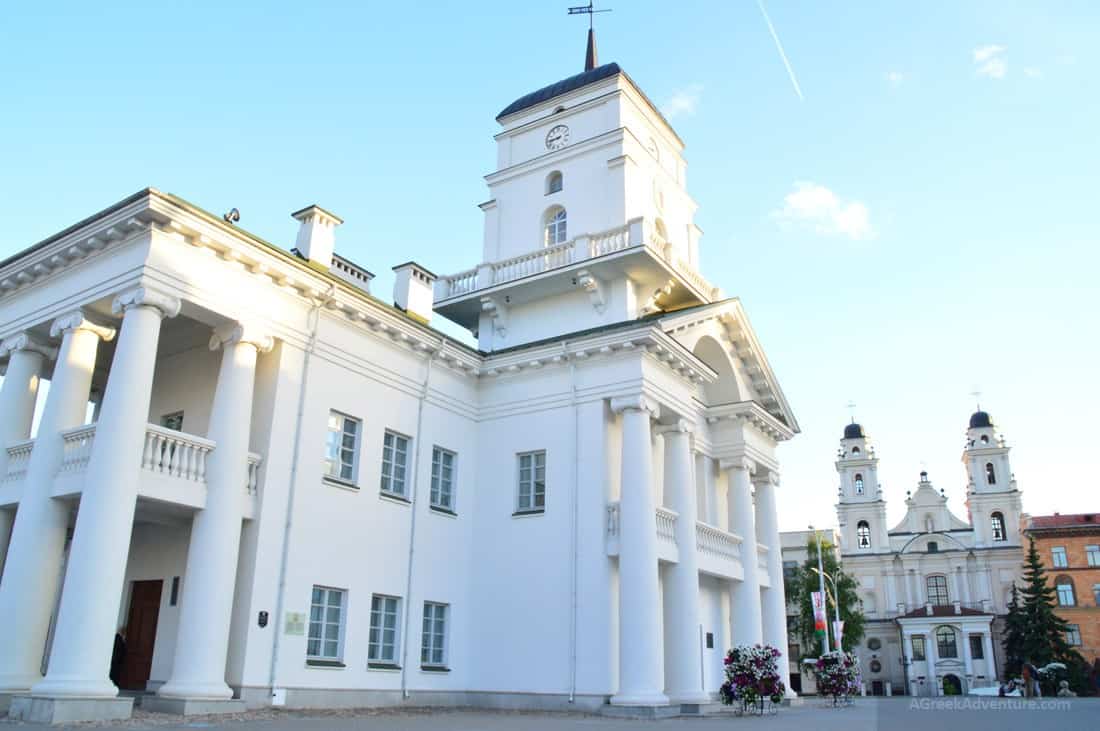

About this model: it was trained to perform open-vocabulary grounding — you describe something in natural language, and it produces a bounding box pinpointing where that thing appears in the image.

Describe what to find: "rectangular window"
[307,586,345,662]
[969,635,984,659]
[421,602,449,668]
[516,451,546,513]
[430,447,456,511]
[926,575,950,606]
[1057,582,1076,606]
[1052,546,1068,568]
[325,411,360,484]
[911,636,926,661]
[1065,624,1082,647]
[1093,584,1100,607]
[368,595,401,665]
[160,411,184,431]
[380,431,410,497]
[1086,545,1100,567]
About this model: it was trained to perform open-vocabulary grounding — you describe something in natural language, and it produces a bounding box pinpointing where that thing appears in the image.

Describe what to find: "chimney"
[392,262,436,324]
[291,205,343,268]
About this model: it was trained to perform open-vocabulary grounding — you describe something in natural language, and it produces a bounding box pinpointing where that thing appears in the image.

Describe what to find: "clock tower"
[433,59,721,351]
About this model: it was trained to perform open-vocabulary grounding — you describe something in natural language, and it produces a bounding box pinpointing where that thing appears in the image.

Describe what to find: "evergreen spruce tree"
[1001,584,1027,679]
[1012,537,1087,692]
[784,537,865,658]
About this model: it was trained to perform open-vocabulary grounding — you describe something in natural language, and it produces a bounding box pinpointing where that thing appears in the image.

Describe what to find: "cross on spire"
[970,388,983,410]
[568,2,612,71]
[846,400,857,424]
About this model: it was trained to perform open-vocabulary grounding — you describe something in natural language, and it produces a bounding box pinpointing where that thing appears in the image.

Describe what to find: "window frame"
[420,601,450,669]
[1086,545,1100,567]
[367,594,402,667]
[856,520,871,549]
[1051,546,1068,568]
[990,512,1006,542]
[935,627,958,659]
[926,575,950,606]
[380,430,411,499]
[307,585,346,664]
[324,411,361,486]
[1056,577,1076,607]
[911,635,926,661]
[985,462,996,485]
[515,450,547,515]
[854,473,864,495]
[1065,624,1082,647]
[545,171,563,195]
[543,207,567,247]
[969,634,984,659]
[430,446,457,513]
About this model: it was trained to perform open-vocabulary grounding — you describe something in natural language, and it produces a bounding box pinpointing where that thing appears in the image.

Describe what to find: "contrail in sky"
[757,0,804,101]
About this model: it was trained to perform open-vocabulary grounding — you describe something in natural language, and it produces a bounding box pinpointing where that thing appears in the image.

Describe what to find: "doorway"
[942,673,962,696]
[872,680,884,696]
[117,580,163,691]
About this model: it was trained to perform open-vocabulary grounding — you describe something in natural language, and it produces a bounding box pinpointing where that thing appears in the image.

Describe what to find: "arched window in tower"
[543,207,567,246]
[926,575,950,606]
[980,434,990,444]
[545,171,563,195]
[854,474,864,494]
[935,626,959,658]
[1055,576,1077,606]
[856,521,871,548]
[852,446,860,455]
[985,462,996,485]
[991,512,1006,542]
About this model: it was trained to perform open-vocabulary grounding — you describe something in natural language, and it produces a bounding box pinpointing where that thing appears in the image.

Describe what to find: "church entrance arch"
[942,674,962,696]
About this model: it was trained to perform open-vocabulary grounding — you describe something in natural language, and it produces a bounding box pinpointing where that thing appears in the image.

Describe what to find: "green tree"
[784,537,865,657]
[1005,537,1089,693]
[1001,584,1027,679]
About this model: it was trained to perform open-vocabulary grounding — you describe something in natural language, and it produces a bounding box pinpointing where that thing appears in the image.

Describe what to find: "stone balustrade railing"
[696,521,741,559]
[2,439,34,483]
[435,218,720,301]
[59,424,97,474]
[142,424,215,483]
[656,507,678,544]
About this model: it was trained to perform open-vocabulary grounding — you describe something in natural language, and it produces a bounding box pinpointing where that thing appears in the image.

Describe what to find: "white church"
[0,47,800,723]
[834,412,1025,696]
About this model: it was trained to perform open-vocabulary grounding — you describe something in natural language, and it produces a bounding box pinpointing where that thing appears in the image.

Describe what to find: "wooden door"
[118,580,163,690]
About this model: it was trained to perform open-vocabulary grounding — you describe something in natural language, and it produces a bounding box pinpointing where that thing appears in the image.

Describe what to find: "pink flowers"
[719,644,787,709]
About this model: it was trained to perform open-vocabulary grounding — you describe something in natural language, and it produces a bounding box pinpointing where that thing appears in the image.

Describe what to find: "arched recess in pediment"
[692,334,742,406]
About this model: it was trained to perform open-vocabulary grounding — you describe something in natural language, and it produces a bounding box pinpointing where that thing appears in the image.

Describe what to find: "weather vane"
[568,2,611,30]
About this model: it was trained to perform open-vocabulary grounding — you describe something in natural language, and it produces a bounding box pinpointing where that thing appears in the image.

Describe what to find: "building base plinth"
[142,697,247,716]
[599,703,680,719]
[8,695,133,724]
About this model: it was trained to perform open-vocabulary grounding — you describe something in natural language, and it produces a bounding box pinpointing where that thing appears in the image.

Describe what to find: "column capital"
[609,393,659,419]
[654,419,693,437]
[718,456,754,473]
[753,470,780,487]
[50,310,116,342]
[209,322,274,354]
[112,286,182,319]
[0,332,57,361]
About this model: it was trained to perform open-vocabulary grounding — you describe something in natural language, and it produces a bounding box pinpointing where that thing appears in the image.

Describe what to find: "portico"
[0,283,271,722]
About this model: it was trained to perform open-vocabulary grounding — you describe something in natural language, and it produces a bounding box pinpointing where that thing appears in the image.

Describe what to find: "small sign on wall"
[284,611,306,636]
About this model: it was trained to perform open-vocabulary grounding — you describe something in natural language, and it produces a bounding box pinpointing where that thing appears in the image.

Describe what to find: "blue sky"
[2,1,1097,531]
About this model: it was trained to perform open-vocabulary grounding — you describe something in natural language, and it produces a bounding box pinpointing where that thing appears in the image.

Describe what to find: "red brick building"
[1024,513,1100,666]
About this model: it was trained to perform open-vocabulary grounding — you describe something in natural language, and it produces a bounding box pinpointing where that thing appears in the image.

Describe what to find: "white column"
[982,632,995,681]
[0,312,114,692]
[34,288,179,698]
[609,395,667,706]
[925,629,939,696]
[884,570,898,616]
[962,631,973,683]
[0,334,54,577]
[754,471,796,697]
[904,568,915,609]
[158,323,272,700]
[724,458,762,646]
[961,564,973,605]
[693,451,710,524]
[951,567,962,605]
[901,630,915,694]
[657,421,707,704]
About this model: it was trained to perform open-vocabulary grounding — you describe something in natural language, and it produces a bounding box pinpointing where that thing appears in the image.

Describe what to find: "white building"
[0,53,799,723]
[835,413,1025,696]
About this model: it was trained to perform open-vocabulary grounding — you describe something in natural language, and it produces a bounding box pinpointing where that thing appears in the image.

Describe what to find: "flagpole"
[811,525,828,656]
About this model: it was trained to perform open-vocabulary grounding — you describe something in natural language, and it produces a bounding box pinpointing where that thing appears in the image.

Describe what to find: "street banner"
[812,591,826,638]
[833,619,845,647]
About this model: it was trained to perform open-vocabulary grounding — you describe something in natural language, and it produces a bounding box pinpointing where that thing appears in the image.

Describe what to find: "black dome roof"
[969,410,994,429]
[843,422,865,439]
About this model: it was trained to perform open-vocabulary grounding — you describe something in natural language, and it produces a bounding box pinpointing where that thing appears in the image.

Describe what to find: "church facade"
[835,412,1025,696]
[0,58,798,722]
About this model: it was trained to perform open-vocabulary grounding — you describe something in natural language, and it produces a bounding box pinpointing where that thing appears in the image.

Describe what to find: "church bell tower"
[835,421,889,553]
[962,408,1023,546]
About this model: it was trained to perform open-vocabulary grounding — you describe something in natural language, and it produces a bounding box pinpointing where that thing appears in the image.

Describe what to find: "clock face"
[545,125,570,150]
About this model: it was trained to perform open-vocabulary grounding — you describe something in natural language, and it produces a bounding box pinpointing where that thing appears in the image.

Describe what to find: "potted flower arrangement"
[718,644,786,715]
[812,650,861,706]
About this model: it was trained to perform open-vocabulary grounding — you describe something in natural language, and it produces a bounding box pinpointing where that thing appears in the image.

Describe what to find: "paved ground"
[2,697,1097,730]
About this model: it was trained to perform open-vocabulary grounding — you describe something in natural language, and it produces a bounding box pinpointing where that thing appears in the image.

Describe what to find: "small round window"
[867,637,882,651]
[870,660,882,673]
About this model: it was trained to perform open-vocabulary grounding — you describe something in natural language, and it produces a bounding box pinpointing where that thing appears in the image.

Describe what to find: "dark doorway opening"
[942,673,962,696]
[117,579,163,691]
[872,680,884,696]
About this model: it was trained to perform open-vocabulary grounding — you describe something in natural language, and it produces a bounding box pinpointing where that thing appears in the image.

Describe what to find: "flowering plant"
[719,644,786,710]
[812,650,861,703]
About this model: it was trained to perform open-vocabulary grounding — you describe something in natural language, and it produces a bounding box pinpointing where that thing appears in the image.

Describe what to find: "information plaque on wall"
[284,611,306,636]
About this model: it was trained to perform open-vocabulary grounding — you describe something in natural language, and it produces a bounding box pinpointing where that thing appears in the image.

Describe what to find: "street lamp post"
[812,567,843,652]
[810,525,829,656]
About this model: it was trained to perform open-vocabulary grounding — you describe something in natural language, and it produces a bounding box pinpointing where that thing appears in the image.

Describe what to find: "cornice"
[704,400,795,442]
[485,128,625,186]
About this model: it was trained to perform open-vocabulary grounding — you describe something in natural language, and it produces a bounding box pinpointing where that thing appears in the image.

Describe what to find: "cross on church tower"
[568,2,612,71]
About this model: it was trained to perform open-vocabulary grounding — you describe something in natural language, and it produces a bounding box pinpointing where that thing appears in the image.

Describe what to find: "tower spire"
[568,2,611,71]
